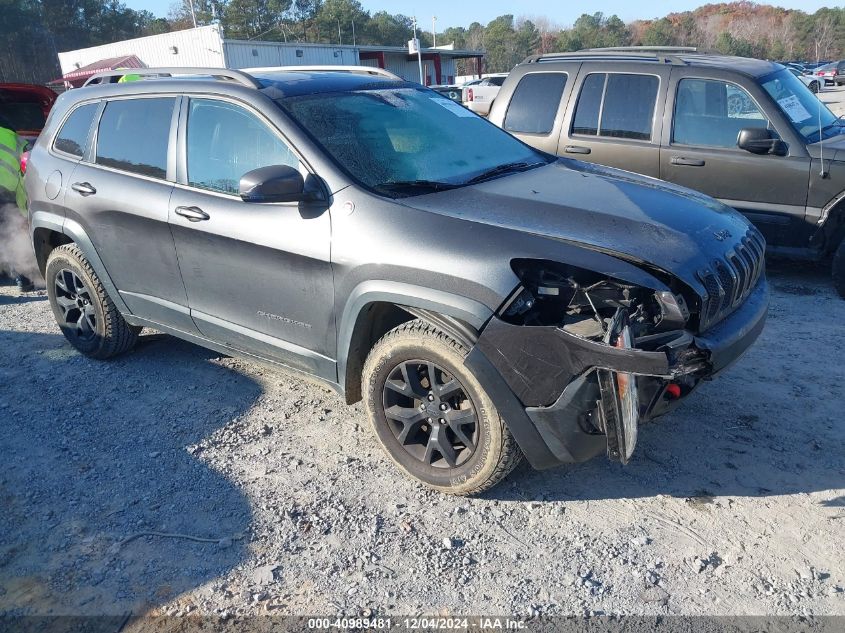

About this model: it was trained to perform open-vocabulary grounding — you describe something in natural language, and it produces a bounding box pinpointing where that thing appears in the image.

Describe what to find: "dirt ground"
[1,254,843,621]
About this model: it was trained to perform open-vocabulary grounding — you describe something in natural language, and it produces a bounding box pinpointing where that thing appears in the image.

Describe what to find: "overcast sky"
[125,1,833,27]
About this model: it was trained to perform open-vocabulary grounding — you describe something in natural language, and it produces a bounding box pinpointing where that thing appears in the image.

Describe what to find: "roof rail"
[243,65,402,80]
[583,46,699,53]
[522,49,690,66]
[83,67,261,88]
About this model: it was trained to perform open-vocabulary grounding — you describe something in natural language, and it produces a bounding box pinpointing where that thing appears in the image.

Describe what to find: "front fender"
[335,279,493,387]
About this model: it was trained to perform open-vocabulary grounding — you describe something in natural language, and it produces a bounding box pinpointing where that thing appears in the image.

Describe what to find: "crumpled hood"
[403,159,755,288]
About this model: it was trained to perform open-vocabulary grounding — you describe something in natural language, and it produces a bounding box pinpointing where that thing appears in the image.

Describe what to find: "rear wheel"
[362,320,522,495]
[810,81,820,94]
[46,244,140,359]
[833,239,845,299]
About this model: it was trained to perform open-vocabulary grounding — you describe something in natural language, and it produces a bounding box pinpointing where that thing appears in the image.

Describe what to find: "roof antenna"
[819,94,827,178]
[816,41,828,178]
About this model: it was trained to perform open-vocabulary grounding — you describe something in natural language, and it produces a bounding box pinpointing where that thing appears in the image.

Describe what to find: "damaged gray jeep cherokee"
[25,67,768,495]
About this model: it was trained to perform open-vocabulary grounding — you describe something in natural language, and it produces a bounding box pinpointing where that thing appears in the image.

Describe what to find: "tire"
[362,319,523,495]
[811,81,820,94]
[833,239,845,299]
[45,243,140,359]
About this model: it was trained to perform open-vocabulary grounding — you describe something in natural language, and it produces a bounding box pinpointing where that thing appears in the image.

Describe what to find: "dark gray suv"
[25,66,767,495]
[488,48,845,296]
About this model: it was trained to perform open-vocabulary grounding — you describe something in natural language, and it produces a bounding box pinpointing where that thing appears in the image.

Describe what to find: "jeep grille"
[696,229,765,331]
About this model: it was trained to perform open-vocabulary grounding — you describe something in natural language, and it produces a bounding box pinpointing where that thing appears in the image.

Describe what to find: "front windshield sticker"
[778,95,812,123]
[429,96,476,118]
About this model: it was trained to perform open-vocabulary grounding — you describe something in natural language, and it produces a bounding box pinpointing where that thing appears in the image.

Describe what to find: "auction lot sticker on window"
[430,96,475,117]
[778,95,812,123]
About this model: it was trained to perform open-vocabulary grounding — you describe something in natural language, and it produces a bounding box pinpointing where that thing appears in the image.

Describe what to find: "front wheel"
[362,320,523,495]
[833,239,845,299]
[45,243,140,358]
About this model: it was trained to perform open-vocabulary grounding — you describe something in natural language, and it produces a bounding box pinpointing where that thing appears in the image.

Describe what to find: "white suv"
[462,74,508,116]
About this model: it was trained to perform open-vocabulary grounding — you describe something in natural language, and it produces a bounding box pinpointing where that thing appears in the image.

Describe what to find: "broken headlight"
[503,259,689,340]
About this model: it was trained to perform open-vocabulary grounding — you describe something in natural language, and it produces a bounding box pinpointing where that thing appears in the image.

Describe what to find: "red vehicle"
[0,83,57,142]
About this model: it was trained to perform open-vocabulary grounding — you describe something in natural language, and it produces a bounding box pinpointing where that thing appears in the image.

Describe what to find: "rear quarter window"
[95,98,175,179]
[53,103,99,158]
[504,72,568,135]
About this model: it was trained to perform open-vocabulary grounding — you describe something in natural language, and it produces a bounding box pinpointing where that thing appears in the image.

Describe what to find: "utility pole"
[412,16,424,85]
[188,0,197,28]
[432,16,437,48]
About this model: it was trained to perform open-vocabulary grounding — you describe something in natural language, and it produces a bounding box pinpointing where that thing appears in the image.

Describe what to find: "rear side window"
[186,98,298,195]
[95,98,174,179]
[53,103,98,157]
[572,73,659,141]
[504,73,567,135]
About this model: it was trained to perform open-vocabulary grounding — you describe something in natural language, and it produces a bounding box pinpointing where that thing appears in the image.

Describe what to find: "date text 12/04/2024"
[306,617,527,630]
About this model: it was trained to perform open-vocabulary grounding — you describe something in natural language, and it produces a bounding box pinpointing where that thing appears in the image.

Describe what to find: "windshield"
[278,87,548,197]
[761,69,838,143]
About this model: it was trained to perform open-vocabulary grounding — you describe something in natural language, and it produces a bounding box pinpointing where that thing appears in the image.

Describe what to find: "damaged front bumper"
[463,279,769,470]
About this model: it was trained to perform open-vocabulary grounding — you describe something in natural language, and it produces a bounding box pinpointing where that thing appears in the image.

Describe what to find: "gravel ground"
[0,258,844,621]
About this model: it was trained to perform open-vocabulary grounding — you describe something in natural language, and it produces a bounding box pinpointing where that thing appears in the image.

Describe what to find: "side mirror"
[239,165,317,203]
[737,127,787,156]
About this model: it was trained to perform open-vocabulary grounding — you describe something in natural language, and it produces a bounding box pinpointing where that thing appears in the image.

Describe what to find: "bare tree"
[813,15,837,61]
[518,14,560,53]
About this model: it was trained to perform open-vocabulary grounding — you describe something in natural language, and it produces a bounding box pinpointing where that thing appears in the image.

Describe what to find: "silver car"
[790,67,821,94]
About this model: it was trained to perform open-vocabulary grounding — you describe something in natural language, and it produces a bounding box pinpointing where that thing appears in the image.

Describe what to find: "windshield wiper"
[465,161,545,185]
[373,180,460,195]
[809,122,843,143]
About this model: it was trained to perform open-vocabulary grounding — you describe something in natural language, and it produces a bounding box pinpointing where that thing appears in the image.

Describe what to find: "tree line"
[1,0,843,84]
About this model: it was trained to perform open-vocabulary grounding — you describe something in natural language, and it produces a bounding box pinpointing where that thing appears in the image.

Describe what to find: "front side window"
[572,73,659,141]
[278,87,547,197]
[95,98,174,178]
[673,79,768,148]
[504,72,567,135]
[53,103,99,157]
[186,99,298,195]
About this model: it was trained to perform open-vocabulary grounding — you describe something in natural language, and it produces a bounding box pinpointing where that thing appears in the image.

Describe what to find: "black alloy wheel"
[382,359,479,469]
[53,268,98,343]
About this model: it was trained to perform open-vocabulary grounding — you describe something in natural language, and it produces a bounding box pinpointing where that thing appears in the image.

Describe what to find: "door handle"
[71,182,96,196]
[671,156,705,167]
[174,206,210,222]
[564,145,592,155]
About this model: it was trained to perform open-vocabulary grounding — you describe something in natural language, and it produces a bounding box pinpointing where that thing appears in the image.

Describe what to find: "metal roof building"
[56,25,484,87]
